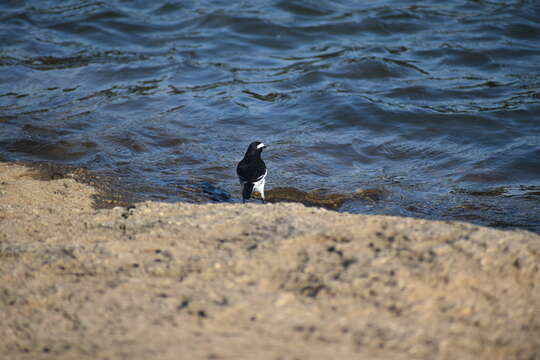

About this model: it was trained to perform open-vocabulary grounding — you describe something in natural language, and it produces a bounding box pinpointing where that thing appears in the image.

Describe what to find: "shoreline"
[1,161,539,359]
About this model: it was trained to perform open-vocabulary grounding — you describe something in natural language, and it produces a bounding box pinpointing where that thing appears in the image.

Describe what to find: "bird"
[236,141,267,203]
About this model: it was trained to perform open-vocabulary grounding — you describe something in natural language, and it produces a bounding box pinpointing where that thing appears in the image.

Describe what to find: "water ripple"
[0,0,539,232]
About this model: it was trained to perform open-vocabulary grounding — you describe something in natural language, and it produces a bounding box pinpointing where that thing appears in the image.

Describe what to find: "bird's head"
[245,141,266,156]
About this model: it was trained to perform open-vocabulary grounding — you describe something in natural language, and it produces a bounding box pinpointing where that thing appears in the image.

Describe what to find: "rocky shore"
[1,162,539,360]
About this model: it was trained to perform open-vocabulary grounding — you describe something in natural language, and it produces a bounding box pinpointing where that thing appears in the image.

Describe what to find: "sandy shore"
[1,162,539,360]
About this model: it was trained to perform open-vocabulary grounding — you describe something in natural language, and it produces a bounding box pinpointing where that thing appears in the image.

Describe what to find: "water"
[1,0,539,232]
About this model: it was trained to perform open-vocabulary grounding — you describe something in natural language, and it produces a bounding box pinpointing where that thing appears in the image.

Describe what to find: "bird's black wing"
[236,158,266,183]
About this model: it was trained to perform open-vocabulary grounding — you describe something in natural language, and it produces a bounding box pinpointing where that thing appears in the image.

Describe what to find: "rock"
[263,186,387,209]
[0,162,539,360]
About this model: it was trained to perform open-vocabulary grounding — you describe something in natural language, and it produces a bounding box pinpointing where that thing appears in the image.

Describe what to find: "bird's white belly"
[253,176,265,195]
[250,170,267,198]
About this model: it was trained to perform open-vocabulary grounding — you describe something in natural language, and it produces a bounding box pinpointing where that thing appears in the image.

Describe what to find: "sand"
[1,162,539,360]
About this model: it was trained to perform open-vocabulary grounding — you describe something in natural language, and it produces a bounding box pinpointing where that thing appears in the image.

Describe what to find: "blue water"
[1,0,539,231]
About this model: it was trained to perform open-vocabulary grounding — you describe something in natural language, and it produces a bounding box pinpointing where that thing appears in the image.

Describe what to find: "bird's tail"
[242,182,254,201]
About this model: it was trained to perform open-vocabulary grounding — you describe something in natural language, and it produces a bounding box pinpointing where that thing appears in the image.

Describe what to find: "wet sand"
[1,162,539,360]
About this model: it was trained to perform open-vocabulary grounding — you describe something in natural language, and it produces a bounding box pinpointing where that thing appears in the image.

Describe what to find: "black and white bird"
[236,141,267,203]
